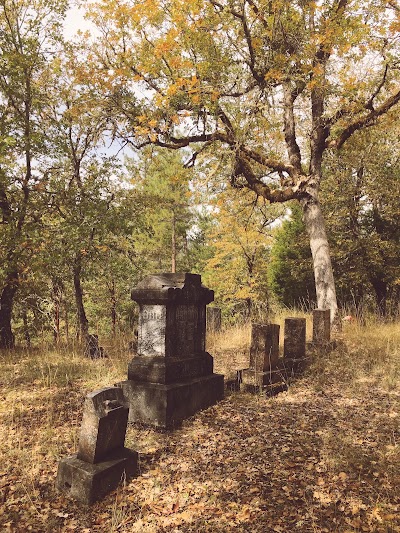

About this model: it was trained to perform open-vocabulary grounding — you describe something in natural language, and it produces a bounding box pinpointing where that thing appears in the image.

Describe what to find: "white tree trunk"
[302,197,338,323]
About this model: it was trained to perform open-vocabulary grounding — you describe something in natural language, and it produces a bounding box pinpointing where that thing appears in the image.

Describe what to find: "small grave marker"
[312,309,331,344]
[241,323,281,391]
[56,387,138,505]
[207,307,222,332]
[283,317,307,373]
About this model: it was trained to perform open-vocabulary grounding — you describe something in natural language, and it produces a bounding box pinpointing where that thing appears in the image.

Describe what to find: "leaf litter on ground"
[0,327,399,532]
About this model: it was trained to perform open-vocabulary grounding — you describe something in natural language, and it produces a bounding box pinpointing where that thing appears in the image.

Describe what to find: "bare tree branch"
[283,83,302,173]
[330,87,400,149]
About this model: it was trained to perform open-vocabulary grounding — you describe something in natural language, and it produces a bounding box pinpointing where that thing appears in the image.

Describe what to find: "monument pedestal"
[127,354,214,384]
[119,373,224,428]
[123,273,224,428]
[56,448,138,505]
[241,367,284,389]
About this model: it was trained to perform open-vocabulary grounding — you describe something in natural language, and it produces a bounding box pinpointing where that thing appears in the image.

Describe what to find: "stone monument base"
[128,354,214,384]
[280,357,309,373]
[56,448,138,505]
[241,367,284,390]
[118,374,224,429]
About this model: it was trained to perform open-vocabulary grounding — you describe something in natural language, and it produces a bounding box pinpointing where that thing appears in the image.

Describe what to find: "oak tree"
[87,0,400,321]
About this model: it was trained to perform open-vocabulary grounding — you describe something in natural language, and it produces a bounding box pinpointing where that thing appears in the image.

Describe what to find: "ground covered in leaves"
[0,324,399,532]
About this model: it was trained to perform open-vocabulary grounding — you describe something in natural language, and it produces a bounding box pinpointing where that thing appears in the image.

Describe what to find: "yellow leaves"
[166,84,180,97]
[191,92,201,104]
[265,69,284,83]
[136,116,158,138]
[134,125,151,136]
[211,90,220,102]
[389,20,400,33]
[251,37,263,50]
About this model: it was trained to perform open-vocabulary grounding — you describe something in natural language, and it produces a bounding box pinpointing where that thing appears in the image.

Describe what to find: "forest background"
[0,0,399,349]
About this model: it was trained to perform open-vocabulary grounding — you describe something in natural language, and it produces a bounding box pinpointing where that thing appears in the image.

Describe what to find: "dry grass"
[0,316,399,532]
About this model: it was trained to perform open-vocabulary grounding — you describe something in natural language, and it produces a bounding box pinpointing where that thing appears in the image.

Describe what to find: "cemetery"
[1,0,399,531]
[1,271,399,531]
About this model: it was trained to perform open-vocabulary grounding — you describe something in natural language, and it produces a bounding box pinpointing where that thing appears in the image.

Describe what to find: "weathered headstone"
[241,323,281,390]
[250,324,280,371]
[84,334,105,359]
[283,317,307,372]
[312,309,331,344]
[117,273,224,429]
[56,387,138,505]
[206,307,222,332]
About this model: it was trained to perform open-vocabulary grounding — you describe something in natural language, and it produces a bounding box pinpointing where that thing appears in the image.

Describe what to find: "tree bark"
[301,195,338,323]
[0,270,18,348]
[52,278,63,343]
[65,301,69,343]
[73,256,89,341]
[22,310,31,347]
[110,278,117,337]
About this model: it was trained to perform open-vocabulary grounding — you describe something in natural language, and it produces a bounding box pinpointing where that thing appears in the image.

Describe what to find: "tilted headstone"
[56,387,138,505]
[207,307,222,332]
[117,273,224,429]
[241,323,281,391]
[77,388,129,464]
[312,309,331,344]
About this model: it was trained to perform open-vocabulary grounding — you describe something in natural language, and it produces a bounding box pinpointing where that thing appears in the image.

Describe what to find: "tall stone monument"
[118,273,224,429]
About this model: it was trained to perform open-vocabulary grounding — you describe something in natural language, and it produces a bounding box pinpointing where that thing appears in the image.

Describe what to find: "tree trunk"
[0,270,18,348]
[171,211,176,273]
[52,279,63,343]
[110,278,117,337]
[302,196,338,323]
[73,257,89,341]
[22,310,31,347]
[65,301,69,343]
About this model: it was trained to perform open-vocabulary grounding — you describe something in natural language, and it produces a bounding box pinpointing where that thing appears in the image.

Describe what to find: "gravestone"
[312,309,331,344]
[56,387,138,505]
[241,323,281,390]
[207,307,222,332]
[283,317,307,372]
[117,273,224,429]
[84,334,105,359]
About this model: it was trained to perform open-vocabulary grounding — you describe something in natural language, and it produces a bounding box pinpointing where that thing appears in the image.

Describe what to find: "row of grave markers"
[56,273,331,505]
[241,309,331,394]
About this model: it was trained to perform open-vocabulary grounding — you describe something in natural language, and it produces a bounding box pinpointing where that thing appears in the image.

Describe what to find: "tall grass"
[1,310,399,531]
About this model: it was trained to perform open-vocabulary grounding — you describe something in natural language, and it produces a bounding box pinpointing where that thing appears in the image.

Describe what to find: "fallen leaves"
[1,339,400,533]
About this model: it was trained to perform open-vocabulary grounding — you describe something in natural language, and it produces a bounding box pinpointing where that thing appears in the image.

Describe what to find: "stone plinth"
[119,273,224,429]
[56,388,138,505]
[207,307,222,332]
[284,318,306,360]
[56,448,138,506]
[312,309,331,344]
